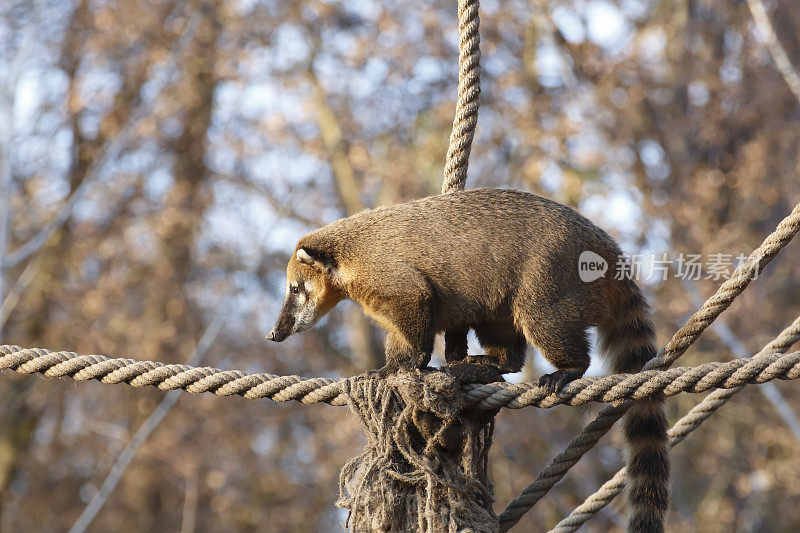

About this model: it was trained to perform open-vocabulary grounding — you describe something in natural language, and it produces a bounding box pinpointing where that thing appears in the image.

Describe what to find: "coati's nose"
[266,330,276,341]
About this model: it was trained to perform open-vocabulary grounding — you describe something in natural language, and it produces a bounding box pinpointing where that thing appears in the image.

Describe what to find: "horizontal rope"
[0,345,349,405]
[3,344,800,410]
[463,350,800,408]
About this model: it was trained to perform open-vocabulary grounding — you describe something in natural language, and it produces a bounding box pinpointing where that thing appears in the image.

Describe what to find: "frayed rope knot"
[337,368,498,532]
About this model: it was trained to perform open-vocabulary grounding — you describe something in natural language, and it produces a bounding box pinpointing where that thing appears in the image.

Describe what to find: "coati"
[267,188,669,532]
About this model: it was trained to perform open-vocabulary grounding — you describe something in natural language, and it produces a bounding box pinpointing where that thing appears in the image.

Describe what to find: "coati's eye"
[291,286,300,294]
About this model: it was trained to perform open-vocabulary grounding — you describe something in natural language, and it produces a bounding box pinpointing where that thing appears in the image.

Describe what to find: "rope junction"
[337,370,497,532]
[549,315,800,533]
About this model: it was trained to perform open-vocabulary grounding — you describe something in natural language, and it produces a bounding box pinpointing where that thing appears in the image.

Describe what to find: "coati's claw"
[371,363,400,378]
[538,369,585,394]
[371,359,421,378]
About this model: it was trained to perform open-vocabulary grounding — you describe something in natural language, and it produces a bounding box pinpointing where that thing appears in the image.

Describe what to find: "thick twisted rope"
[441,0,481,194]
[497,200,800,531]
[0,345,349,405]
[549,315,800,532]
[462,350,800,408]
[4,344,800,409]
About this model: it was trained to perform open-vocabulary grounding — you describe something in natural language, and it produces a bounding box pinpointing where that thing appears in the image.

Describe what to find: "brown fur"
[269,188,669,531]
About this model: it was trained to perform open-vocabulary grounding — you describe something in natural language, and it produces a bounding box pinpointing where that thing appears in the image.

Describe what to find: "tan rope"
[550,315,800,532]
[0,345,349,405]
[441,0,481,194]
[496,200,800,531]
[463,350,800,408]
[337,370,497,532]
[4,344,800,409]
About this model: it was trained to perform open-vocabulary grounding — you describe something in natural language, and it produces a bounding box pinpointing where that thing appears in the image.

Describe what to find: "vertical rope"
[337,370,497,532]
[442,0,481,195]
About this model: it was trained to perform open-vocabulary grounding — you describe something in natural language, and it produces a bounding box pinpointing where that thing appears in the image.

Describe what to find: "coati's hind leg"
[473,322,527,374]
[521,319,590,393]
[444,328,469,364]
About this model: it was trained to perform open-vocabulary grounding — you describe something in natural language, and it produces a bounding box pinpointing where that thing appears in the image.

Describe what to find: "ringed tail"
[600,278,670,532]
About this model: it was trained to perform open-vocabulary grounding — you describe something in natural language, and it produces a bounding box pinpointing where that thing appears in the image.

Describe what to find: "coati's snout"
[266,248,346,343]
[266,306,295,342]
[266,281,315,342]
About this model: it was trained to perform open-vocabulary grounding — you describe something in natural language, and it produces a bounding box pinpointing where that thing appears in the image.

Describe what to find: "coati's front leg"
[373,274,436,377]
[379,327,435,377]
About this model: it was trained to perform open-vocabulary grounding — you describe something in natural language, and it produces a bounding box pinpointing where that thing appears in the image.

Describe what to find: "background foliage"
[1,0,799,531]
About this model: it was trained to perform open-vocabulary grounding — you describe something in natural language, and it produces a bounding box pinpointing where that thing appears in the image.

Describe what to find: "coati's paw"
[448,360,505,385]
[538,368,585,394]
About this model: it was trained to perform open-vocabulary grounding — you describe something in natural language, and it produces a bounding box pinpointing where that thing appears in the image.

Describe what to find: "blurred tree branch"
[3,5,200,270]
[305,63,385,370]
[746,0,800,104]
[307,71,365,217]
[69,303,227,533]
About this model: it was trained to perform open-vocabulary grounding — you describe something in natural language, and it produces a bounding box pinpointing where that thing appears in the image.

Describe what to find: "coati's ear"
[296,248,334,274]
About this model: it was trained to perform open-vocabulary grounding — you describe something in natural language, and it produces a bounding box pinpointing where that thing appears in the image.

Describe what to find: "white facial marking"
[304,280,315,293]
[293,301,317,332]
[283,278,315,333]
